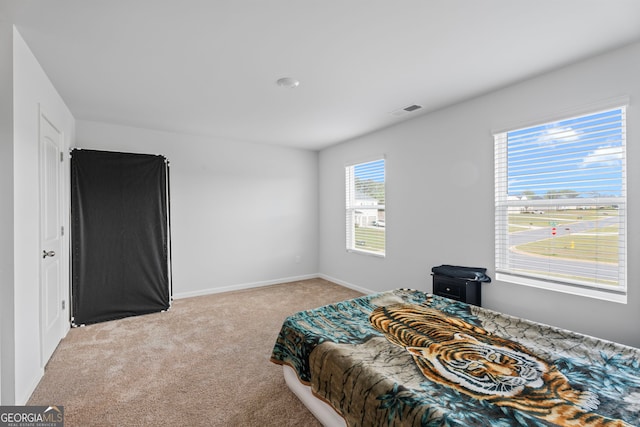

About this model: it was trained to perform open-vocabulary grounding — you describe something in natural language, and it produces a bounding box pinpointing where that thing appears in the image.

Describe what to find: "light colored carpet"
[28,278,363,426]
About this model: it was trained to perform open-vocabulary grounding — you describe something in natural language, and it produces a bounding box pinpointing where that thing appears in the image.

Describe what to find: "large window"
[494,106,626,302]
[346,158,385,256]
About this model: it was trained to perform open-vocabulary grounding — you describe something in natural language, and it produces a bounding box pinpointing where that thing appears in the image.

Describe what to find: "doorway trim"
[38,105,69,368]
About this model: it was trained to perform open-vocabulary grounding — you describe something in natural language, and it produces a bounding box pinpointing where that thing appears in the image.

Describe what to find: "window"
[494,107,626,302]
[346,158,385,256]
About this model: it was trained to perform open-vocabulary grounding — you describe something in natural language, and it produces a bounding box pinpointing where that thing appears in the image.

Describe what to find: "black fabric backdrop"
[71,149,171,325]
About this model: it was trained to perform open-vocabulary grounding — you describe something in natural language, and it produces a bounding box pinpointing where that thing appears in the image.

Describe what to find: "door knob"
[42,250,56,258]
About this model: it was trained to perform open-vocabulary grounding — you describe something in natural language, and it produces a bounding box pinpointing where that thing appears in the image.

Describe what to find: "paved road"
[507,215,619,283]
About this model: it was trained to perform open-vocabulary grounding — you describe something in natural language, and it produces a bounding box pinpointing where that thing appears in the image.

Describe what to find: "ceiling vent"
[390,104,423,117]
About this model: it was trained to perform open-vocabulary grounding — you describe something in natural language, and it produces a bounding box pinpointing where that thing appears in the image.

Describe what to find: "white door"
[40,111,65,365]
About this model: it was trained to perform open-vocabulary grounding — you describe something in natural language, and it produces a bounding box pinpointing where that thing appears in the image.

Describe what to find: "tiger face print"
[370,303,631,427]
[406,332,546,397]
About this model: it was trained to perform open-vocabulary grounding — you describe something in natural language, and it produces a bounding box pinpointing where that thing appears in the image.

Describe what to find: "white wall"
[0,20,15,405]
[9,28,75,404]
[75,121,319,298]
[319,41,640,348]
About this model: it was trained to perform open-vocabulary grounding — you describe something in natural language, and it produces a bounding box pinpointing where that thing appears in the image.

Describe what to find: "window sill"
[496,272,627,304]
[347,249,385,258]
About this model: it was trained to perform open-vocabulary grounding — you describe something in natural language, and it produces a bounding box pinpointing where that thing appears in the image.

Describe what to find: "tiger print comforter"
[270,289,640,426]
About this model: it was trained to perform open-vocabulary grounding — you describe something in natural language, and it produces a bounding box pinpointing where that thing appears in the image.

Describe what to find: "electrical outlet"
[295,255,301,264]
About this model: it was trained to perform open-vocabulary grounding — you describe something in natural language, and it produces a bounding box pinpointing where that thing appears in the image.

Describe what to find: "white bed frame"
[283,365,347,427]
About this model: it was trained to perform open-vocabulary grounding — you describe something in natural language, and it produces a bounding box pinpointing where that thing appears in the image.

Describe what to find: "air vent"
[390,104,423,117]
[403,104,422,112]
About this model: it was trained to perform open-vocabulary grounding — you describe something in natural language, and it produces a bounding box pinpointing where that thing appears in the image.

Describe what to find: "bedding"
[270,289,640,426]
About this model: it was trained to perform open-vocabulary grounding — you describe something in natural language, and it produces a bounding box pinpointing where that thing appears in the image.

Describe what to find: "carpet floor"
[27,278,363,426]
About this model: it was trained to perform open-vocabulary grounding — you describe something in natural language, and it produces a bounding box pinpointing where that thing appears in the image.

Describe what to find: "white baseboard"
[172,273,378,300]
[18,367,45,405]
[317,274,375,295]
[172,273,321,299]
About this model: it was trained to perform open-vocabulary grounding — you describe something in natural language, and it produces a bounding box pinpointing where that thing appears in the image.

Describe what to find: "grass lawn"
[508,209,620,285]
[515,232,619,263]
[510,209,620,263]
[509,208,618,232]
[354,227,385,253]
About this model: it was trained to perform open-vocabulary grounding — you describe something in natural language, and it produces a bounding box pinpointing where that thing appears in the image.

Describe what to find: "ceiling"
[3,1,640,151]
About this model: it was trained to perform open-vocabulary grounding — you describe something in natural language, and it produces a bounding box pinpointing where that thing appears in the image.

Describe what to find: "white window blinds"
[495,107,626,301]
[346,158,385,256]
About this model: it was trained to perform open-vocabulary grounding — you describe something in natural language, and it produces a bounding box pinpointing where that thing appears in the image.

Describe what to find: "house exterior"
[354,191,380,227]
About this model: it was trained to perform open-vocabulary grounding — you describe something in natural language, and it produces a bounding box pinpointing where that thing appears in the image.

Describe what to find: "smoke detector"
[276,77,300,88]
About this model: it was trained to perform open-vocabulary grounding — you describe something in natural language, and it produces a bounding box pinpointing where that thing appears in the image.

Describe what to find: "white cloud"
[549,127,580,142]
[580,145,623,168]
[533,126,580,147]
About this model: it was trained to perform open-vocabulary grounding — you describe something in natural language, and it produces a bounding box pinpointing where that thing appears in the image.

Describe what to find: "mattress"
[283,364,346,427]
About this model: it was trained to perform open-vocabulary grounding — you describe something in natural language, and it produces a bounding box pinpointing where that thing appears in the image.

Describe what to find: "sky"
[354,159,385,182]
[506,108,624,199]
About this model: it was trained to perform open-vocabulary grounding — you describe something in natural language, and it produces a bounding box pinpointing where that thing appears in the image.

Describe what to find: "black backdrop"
[71,149,171,325]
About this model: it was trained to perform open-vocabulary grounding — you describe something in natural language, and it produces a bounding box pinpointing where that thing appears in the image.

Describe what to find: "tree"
[355,178,385,204]
[545,189,579,199]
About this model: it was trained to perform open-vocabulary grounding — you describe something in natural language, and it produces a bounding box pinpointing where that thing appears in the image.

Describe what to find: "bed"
[270,289,640,426]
